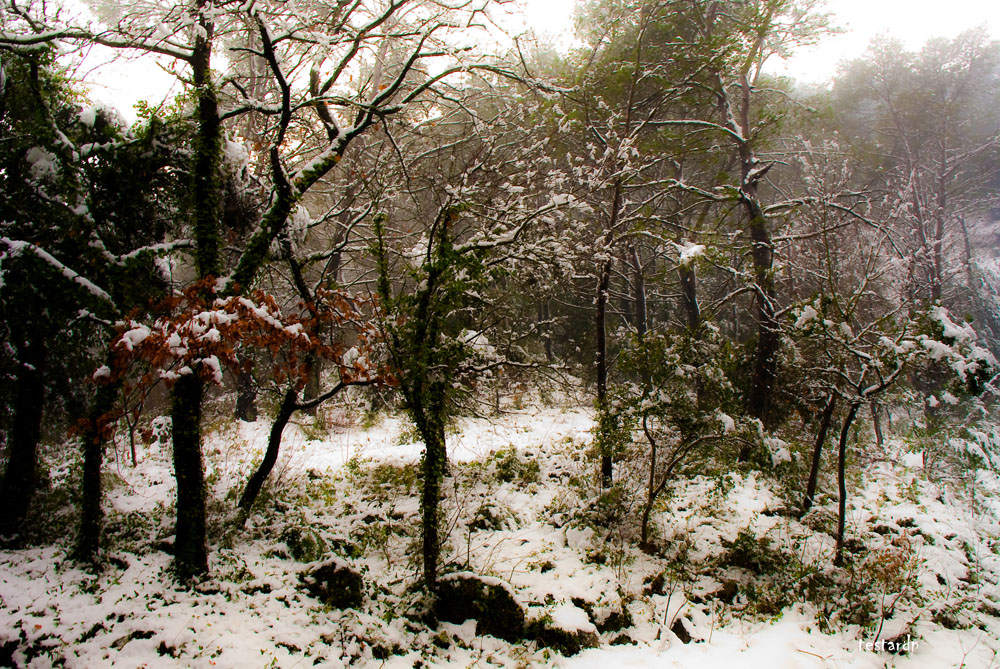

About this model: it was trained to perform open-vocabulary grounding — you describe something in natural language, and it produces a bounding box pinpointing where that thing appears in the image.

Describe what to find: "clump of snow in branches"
[678,242,706,266]
[25,146,58,181]
[794,304,819,329]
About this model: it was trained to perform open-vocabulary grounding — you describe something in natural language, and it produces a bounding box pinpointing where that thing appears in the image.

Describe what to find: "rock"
[110,630,155,650]
[525,604,599,657]
[300,558,365,609]
[436,572,525,642]
[595,604,633,633]
[714,580,739,603]
[671,617,694,643]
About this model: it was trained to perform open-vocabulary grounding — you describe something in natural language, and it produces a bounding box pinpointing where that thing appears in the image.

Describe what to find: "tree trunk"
[419,415,448,591]
[931,212,945,303]
[302,352,322,417]
[640,416,657,551]
[167,0,219,582]
[237,388,297,518]
[745,204,779,428]
[234,367,258,422]
[75,381,117,563]
[538,300,554,363]
[0,340,46,542]
[802,394,837,514]
[172,373,208,581]
[724,69,780,444]
[871,402,884,447]
[629,244,648,338]
[190,14,222,280]
[679,263,700,331]
[834,401,861,567]
[596,254,614,486]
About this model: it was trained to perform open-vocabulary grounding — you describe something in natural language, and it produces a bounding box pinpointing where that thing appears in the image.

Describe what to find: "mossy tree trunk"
[170,376,208,581]
[373,209,466,594]
[415,410,448,590]
[172,373,209,580]
[169,3,222,581]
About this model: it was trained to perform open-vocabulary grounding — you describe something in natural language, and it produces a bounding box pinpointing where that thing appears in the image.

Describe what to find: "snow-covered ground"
[2,401,1000,667]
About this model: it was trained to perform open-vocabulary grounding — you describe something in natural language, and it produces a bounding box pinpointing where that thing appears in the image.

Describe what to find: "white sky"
[82,0,999,121]
[769,0,1000,82]
[513,0,999,82]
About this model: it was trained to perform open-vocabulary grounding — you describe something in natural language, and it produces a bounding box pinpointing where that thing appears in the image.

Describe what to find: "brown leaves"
[103,280,390,407]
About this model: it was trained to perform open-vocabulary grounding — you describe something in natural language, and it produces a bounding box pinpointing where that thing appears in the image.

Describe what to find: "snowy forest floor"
[3,395,1000,668]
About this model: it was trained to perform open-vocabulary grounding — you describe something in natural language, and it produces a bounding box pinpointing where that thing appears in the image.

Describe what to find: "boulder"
[300,558,364,609]
[525,603,599,656]
[436,572,525,642]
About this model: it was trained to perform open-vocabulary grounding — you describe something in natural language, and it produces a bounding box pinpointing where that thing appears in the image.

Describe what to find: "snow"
[794,304,818,329]
[717,411,736,434]
[764,437,791,465]
[25,146,58,181]
[405,236,429,267]
[678,242,706,266]
[78,106,98,127]
[224,138,249,167]
[461,329,496,358]
[199,354,223,385]
[930,305,975,343]
[4,400,1000,668]
[118,323,151,351]
[551,603,597,634]
[919,336,953,361]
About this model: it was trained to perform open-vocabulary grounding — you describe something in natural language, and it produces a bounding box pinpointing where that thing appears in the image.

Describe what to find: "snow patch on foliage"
[677,242,705,266]
[551,603,597,634]
[118,324,151,351]
[764,437,791,465]
[716,411,735,434]
[25,146,58,181]
[794,304,819,329]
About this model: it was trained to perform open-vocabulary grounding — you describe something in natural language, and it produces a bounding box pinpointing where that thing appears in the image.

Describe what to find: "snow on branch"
[1,236,114,306]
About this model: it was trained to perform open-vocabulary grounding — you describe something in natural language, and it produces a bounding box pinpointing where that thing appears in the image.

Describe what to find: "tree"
[0,27,183,547]
[555,0,708,483]
[367,79,576,592]
[1,0,514,579]
[606,324,744,550]
[832,31,1000,313]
